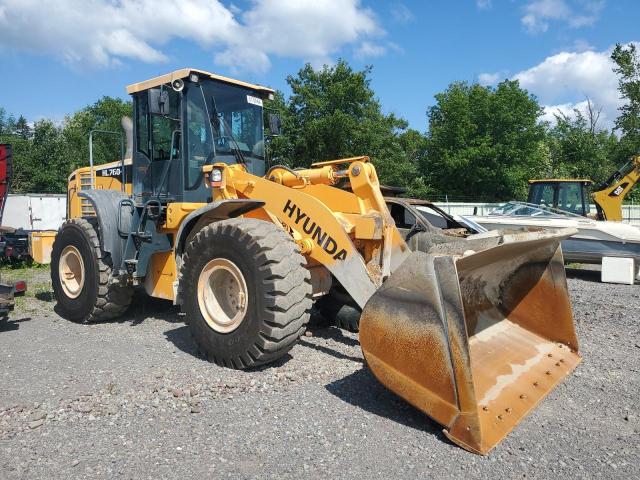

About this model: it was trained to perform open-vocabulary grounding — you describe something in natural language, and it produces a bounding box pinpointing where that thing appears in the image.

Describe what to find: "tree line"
[1,43,638,202]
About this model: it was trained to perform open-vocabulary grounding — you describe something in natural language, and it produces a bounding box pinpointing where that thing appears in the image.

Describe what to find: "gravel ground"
[0,265,638,479]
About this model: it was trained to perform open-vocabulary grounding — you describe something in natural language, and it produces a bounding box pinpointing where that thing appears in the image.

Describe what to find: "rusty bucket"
[359,228,581,454]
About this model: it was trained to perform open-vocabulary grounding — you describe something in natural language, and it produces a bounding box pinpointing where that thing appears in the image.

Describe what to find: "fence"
[433,202,640,226]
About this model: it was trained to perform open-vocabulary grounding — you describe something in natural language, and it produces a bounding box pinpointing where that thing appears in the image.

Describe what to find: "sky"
[0,0,637,131]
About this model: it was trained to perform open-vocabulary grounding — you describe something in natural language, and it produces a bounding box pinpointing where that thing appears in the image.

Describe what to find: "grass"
[0,263,53,311]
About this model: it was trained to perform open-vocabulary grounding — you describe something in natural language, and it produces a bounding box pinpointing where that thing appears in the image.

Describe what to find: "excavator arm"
[592,155,640,221]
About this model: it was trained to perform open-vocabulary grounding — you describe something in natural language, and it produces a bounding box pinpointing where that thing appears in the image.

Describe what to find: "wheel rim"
[59,245,85,299]
[197,258,248,333]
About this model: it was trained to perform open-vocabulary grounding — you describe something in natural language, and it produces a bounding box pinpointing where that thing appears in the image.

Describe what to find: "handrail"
[88,130,125,189]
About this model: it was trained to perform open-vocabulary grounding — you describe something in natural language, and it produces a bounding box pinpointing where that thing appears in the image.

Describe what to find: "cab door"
[133,88,183,203]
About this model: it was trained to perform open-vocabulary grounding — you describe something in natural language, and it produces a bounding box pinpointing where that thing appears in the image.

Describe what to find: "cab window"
[528,183,555,207]
[185,86,214,189]
[151,89,181,162]
[557,183,585,215]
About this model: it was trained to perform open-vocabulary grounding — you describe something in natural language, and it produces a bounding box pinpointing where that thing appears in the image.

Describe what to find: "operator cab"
[527,179,592,217]
[126,69,275,204]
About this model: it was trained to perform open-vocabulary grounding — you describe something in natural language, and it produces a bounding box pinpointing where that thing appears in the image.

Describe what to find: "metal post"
[89,131,95,189]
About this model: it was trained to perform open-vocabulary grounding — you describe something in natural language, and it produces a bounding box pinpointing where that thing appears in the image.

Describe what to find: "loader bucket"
[359,228,581,455]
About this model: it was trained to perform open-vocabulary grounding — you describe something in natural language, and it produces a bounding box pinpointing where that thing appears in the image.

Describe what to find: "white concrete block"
[601,257,636,285]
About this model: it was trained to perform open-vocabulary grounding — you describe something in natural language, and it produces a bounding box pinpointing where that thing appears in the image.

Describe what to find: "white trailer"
[2,194,66,231]
[1,194,66,264]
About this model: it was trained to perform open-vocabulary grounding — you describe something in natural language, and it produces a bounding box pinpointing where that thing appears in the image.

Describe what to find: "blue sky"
[0,0,637,131]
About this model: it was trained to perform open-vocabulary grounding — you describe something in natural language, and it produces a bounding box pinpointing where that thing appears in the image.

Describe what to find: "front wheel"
[180,218,313,369]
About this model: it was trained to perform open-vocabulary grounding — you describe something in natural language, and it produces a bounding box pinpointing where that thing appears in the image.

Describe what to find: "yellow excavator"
[528,155,640,221]
[52,68,581,455]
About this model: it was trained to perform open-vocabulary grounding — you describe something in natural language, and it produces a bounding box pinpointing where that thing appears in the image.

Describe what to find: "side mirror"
[268,113,282,136]
[148,87,170,115]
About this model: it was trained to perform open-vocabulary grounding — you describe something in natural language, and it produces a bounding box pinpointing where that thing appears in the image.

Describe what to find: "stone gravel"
[0,266,638,479]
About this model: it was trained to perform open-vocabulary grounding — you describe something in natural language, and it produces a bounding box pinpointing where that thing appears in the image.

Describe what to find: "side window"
[403,209,417,228]
[416,207,448,229]
[558,183,583,214]
[151,89,181,162]
[529,183,555,207]
[136,95,149,157]
[387,203,416,229]
[582,184,591,215]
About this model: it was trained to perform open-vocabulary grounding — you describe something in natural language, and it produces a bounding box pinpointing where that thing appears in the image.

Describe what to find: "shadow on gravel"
[306,324,359,347]
[298,338,364,364]
[565,268,602,283]
[325,368,445,441]
[127,293,179,326]
[164,324,295,370]
[0,317,31,332]
[164,325,200,357]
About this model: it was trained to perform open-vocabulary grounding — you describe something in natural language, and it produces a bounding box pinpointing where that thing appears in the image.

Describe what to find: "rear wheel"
[181,218,312,369]
[51,218,133,323]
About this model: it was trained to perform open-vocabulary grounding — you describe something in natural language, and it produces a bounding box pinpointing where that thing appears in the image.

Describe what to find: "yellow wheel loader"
[528,155,640,221]
[52,69,581,455]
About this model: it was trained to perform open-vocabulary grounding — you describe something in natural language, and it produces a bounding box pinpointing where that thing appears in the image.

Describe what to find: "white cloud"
[355,41,387,59]
[479,43,640,129]
[521,0,604,34]
[478,71,502,86]
[476,0,493,10]
[390,3,414,23]
[570,38,595,52]
[513,49,620,122]
[0,0,381,72]
[511,45,634,129]
[540,100,612,128]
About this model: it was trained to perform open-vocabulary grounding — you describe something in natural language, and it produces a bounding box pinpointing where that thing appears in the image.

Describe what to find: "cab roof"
[529,178,593,184]
[126,68,275,97]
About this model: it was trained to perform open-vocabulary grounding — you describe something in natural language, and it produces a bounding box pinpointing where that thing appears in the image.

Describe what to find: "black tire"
[315,293,362,333]
[51,217,133,323]
[180,218,313,369]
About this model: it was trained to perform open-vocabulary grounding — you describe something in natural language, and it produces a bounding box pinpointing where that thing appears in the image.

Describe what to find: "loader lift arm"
[592,155,640,221]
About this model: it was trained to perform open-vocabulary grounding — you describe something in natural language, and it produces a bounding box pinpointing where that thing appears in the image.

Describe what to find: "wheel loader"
[527,155,640,221]
[52,68,581,454]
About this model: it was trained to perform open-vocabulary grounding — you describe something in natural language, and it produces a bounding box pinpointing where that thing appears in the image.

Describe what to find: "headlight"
[210,169,223,182]
[209,168,223,187]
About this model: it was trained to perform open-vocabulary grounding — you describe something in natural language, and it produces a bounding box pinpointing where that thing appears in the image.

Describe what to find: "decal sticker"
[609,183,628,197]
[282,199,347,261]
[96,164,132,180]
[246,95,263,107]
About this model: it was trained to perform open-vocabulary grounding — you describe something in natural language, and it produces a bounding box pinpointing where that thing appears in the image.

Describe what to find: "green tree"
[546,102,619,184]
[62,96,132,174]
[14,115,31,139]
[1,96,131,193]
[10,120,65,193]
[268,60,429,194]
[611,43,640,156]
[424,80,547,201]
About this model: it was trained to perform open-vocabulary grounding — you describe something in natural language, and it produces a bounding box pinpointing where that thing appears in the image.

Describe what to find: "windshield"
[488,201,585,218]
[185,79,265,189]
